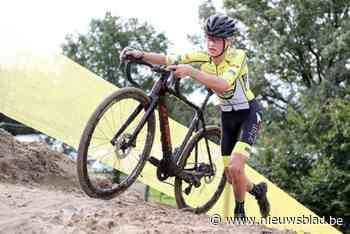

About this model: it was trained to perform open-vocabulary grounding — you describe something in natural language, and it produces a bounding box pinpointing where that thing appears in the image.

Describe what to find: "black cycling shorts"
[220,99,263,156]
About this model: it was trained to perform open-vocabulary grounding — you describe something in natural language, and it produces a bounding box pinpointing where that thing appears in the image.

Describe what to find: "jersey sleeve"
[221,50,248,86]
[166,52,209,66]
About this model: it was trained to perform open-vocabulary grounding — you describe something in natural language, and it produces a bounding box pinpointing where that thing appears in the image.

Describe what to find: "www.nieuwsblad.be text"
[209,214,343,226]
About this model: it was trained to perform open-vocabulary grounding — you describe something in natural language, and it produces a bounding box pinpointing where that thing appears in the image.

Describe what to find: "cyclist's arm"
[165,51,230,92]
[143,50,209,66]
[142,52,167,65]
[192,70,230,93]
[206,50,247,93]
[192,62,247,94]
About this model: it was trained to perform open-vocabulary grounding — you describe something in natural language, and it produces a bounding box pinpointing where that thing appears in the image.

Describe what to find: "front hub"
[114,133,135,159]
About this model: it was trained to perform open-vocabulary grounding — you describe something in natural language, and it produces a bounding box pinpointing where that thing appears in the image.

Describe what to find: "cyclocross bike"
[77,58,226,213]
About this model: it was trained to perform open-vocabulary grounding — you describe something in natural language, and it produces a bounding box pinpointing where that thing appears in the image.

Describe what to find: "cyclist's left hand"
[167,65,193,79]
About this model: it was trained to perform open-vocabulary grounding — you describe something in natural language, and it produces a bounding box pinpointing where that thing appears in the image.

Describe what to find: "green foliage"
[198,0,217,21]
[62,12,169,89]
[145,186,177,207]
[212,0,350,232]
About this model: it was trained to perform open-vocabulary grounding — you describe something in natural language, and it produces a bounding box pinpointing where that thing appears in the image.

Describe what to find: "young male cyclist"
[120,14,270,218]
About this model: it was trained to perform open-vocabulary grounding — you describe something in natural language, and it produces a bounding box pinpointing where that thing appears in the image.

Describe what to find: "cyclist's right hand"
[120,47,144,62]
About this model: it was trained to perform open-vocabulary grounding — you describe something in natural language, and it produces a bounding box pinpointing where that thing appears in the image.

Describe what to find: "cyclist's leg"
[225,102,263,216]
[222,126,254,190]
[232,105,270,217]
[238,108,270,217]
[220,110,240,184]
[232,108,261,192]
[221,128,240,185]
[227,145,249,215]
[221,112,245,216]
[221,110,250,217]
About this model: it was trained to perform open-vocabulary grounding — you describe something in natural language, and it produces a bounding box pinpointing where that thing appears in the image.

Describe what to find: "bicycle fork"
[111,77,165,149]
[110,96,158,149]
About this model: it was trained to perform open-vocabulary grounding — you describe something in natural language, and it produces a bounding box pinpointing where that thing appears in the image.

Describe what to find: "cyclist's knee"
[228,153,246,177]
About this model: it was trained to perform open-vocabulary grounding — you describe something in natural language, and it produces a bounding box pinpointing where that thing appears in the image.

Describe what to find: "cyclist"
[120,13,270,218]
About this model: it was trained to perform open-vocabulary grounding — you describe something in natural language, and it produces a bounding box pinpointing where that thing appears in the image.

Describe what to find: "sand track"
[0,129,295,234]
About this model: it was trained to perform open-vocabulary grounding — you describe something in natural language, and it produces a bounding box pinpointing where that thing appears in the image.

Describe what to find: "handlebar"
[124,59,153,88]
[123,59,214,110]
[124,59,181,95]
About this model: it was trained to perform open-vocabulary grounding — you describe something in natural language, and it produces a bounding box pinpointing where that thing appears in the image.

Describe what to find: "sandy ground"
[0,129,297,234]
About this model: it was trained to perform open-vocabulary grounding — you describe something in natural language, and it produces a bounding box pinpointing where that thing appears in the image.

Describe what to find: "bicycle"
[77,58,226,214]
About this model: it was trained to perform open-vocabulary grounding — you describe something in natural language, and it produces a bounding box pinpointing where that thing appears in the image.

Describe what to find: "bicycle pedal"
[148,156,160,167]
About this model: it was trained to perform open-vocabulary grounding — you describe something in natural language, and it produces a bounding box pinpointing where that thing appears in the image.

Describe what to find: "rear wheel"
[174,126,226,213]
[77,87,155,199]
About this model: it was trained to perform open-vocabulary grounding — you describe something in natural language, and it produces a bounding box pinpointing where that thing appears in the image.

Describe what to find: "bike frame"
[111,61,215,181]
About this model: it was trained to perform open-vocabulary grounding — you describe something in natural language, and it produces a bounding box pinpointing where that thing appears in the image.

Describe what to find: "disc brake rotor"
[114,133,134,159]
[203,163,216,184]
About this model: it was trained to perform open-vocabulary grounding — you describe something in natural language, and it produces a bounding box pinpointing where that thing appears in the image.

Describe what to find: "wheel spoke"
[91,136,112,141]
[175,128,224,213]
[95,125,111,141]
[101,112,114,137]
[89,141,111,150]
[77,89,154,199]
[94,149,115,161]
[110,101,116,133]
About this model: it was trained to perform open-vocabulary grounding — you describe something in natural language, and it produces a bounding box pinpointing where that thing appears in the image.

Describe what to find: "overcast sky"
[0,0,223,54]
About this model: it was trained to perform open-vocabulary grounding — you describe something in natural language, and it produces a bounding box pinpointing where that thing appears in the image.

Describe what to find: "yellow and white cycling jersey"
[166,47,255,111]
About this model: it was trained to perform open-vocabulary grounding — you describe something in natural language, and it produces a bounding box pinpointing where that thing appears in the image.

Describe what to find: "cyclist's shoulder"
[224,48,247,67]
[225,47,247,61]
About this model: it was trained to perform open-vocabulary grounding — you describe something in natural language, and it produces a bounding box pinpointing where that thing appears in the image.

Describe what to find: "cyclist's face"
[205,35,225,57]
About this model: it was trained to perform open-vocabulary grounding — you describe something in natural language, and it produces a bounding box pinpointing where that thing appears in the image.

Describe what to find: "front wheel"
[77,87,156,199]
[174,126,226,214]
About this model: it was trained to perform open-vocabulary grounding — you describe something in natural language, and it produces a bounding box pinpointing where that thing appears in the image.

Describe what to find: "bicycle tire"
[174,126,226,213]
[77,87,156,199]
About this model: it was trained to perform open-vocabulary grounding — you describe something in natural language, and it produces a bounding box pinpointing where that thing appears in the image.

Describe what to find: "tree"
[62,12,169,90]
[223,0,349,106]
[195,0,350,232]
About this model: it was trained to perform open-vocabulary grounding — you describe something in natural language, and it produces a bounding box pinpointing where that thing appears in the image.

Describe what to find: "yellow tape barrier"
[0,47,342,234]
